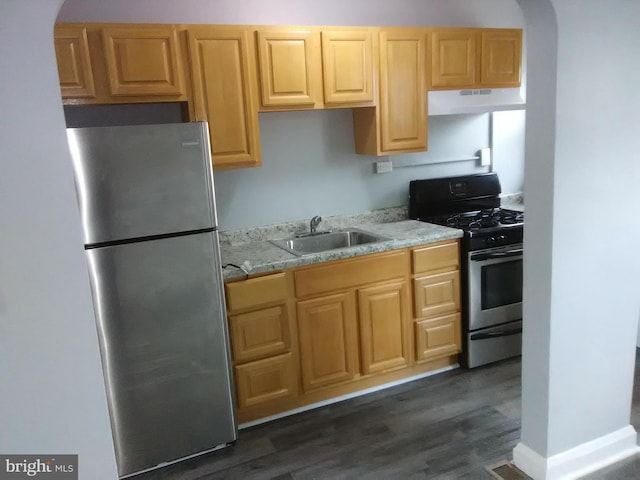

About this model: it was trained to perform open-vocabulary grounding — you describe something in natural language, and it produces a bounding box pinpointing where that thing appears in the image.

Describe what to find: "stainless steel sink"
[270,228,390,256]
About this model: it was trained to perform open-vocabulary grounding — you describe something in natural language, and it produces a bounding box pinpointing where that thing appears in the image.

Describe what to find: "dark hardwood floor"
[132,350,640,480]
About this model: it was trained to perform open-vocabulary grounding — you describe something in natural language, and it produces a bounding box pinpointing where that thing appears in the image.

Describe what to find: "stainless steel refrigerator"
[66,122,237,478]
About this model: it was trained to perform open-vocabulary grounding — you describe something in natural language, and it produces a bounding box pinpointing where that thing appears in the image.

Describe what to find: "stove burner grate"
[430,208,523,231]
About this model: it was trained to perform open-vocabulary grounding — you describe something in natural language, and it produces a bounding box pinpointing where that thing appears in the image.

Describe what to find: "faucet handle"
[310,215,322,233]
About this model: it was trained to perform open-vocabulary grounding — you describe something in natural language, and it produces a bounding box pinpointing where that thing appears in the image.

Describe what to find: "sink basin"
[270,228,390,256]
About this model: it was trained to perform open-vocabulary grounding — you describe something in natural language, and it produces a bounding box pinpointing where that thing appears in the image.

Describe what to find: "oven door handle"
[471,248,523,261]
[470,326,523,340]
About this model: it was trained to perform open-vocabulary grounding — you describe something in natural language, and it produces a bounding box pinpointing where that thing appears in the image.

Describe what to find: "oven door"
[468,244,523,331]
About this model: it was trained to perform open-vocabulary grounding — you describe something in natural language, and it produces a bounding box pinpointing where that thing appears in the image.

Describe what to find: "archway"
[514,1,640,478]
[1,2,638,480]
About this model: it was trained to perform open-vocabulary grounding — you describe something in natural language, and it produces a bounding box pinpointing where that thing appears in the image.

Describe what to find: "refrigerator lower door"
[86,232,236,477]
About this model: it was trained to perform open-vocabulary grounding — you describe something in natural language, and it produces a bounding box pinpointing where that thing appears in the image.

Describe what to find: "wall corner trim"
[513,425,639,479]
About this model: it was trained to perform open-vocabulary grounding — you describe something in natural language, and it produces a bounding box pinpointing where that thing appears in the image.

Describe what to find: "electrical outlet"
[375,161,393,174]
[480,148,491,166]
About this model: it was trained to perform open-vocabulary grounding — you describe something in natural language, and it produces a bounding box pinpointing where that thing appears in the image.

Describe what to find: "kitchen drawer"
[234,352,298,409]
[415,313,461,362]
[229,305,290,364]
[294,250,408,298]
[226,272,288,312]
[413,270,460,318]
[412,240,459,275]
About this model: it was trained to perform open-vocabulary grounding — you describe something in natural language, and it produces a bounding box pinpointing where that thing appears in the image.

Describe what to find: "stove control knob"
[498,234,507,243]
[487,236,497,246]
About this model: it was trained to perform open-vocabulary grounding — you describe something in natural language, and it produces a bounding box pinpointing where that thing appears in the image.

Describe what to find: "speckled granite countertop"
[220,207,463,281]
[501,193,525,212]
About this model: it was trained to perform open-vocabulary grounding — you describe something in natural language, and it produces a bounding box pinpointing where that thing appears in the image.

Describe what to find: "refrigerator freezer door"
[86,232,236,477]
[67,122,216,245]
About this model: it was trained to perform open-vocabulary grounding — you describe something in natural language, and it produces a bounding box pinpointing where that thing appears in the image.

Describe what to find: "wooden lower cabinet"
[415,313,462,363]
[411,240,463,366]
[229,305,290,364]
[297,292,359,391]
[228,243,462,423]
[413,270,460,319]
[358,280,410,374]
[234,353,298,409]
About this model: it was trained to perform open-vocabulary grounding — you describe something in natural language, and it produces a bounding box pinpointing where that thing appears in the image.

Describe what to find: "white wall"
[57,0,524,27]
[546,0,640,455]
[492,110,526,196]
[215,112,492,229]
[0,1,118,477]
[57,0,526,230]
[3,0,638,478]
[515,0,640,475]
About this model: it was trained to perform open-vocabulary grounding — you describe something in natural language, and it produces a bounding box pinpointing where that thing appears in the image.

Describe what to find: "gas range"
[422,207,524,250]
[428,207,523,231]
[408,173,524,368]
[409,173,524,251]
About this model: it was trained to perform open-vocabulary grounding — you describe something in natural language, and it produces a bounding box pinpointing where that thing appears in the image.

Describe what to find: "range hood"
[428,88,526,116]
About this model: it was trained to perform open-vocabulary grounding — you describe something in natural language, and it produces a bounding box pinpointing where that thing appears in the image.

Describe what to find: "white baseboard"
[513,425,640,479]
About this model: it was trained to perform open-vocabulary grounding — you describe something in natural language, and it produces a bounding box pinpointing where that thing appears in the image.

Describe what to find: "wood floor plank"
[130,352,640,480]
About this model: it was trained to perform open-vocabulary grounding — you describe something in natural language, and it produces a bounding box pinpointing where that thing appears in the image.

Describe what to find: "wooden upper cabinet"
[256,28,321,108]
[54,26,96,99]
[429,28,523,90]
[480,29,522,87]
[352,28,427,156]
[430,29,477,88]
[321,29,374,105]
[101,26,185,96]
[379,28,427,153]
[187,26,261,169]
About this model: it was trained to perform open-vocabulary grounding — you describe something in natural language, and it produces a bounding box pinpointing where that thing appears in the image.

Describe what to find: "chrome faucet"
[310,215,322,233]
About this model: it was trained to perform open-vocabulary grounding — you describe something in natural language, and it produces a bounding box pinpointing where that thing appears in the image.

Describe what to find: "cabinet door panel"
[235,353,298,409]
[102,27,184,96]
[321,30,374,104]
[430,29,477,88]
[415,313,461,362]
[188,27,261,169]
[414,271,460,319]
[297,292,358,391]
[481,29,522,87]
[379,29,427,152]
[358,281,409,374]
[55,26,96,99]
[257,29,320,107]
[230,305,290,364]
